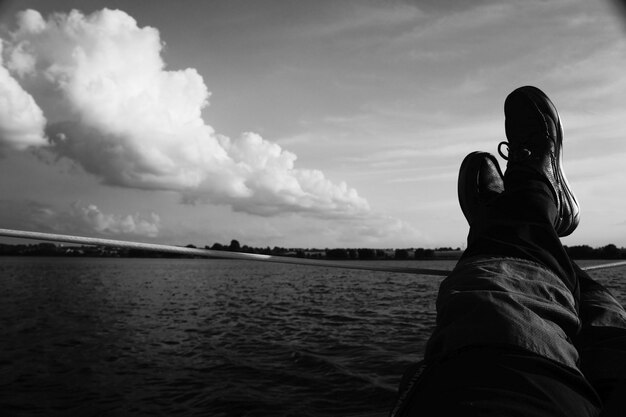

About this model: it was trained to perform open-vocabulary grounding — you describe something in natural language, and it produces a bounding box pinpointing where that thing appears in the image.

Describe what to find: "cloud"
[336,213,428,247]
[0,8,369,218]
[72,203,161,237]
[0,199,161,238]
[0,42,47,151]
[259,211,429,248]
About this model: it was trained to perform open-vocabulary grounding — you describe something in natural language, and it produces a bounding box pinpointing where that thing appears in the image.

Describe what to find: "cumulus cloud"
[0,8,369,217]
[0,199,161,237]
[0,42,47,151]
[72,203,161,237]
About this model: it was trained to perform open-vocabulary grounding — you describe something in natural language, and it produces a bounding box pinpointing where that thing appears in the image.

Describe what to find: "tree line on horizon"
[2,241,625,261]
[203,240,461,260]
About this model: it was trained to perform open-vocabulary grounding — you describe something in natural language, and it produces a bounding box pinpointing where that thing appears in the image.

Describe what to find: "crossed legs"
[390,86,626,416]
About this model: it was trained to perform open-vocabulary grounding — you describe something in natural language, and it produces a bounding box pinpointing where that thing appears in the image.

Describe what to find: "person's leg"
[391,86,597,416]
[391,152,600,416]
[462,85,580,297]
[575,264,626,416]
[392,348,600,417]
[428,171,580,364]
[461,173,577,297]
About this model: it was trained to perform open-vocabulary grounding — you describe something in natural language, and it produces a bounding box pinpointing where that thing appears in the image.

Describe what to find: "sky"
[0,0,625,249]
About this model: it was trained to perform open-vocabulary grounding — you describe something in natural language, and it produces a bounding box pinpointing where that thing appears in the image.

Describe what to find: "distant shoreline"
[1,242,624,261]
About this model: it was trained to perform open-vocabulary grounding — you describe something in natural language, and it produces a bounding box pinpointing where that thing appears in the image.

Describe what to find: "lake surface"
[1,257,624,416]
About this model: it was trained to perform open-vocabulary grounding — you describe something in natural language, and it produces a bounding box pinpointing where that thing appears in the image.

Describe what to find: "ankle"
[505,168,556,199]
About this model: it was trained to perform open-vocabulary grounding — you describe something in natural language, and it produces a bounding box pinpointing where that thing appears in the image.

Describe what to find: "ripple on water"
[2,257,622,416]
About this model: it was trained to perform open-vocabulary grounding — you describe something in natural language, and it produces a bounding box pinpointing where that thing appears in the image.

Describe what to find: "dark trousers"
[391,179,626,416]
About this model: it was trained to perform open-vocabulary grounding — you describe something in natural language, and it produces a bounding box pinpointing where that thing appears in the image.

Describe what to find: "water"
[0,257,624,417]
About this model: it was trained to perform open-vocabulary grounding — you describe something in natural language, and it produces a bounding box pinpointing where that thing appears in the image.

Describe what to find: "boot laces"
[498,141,532,161]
